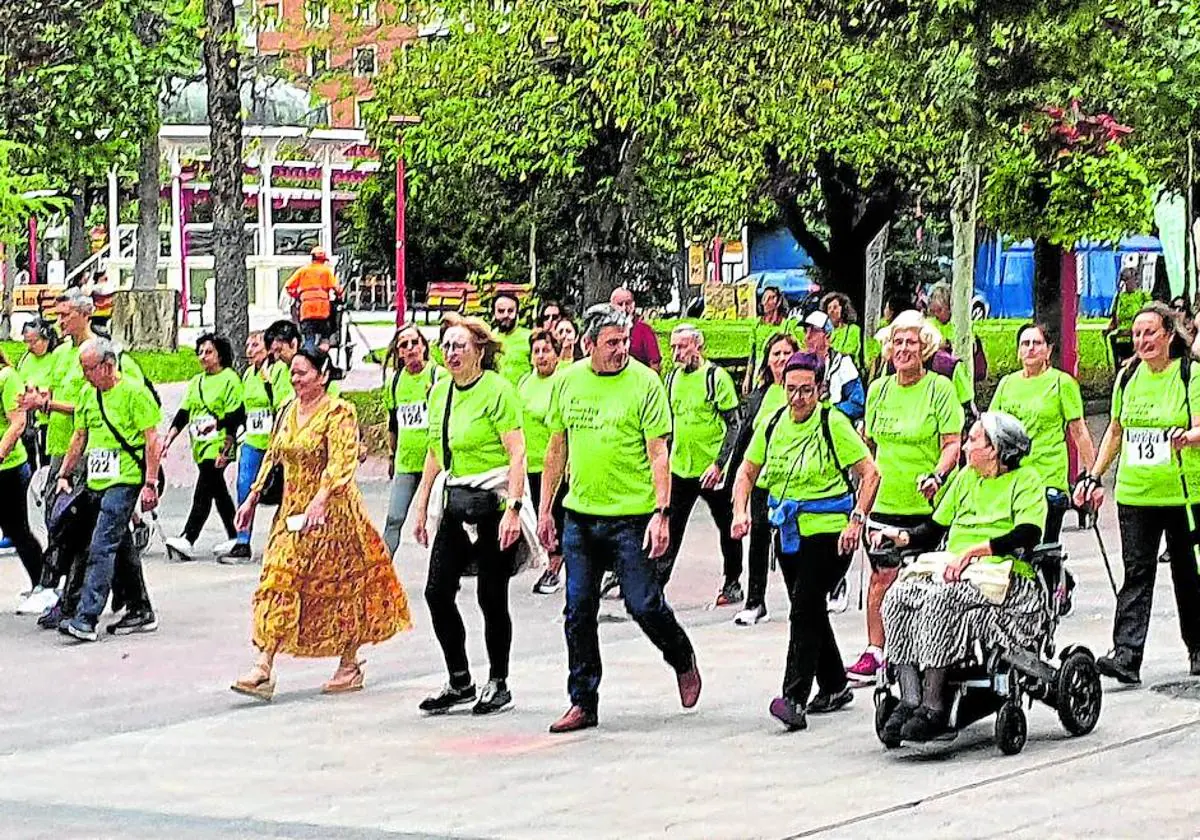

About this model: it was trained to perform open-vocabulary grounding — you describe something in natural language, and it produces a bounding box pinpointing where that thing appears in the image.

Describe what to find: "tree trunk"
[950,155,979,363]
[203,0,248,362]
[133,122,161,291]
[0,247,15,340]
[67,183,88,273]
[1033,239,1064,360]
[111,289,179,350]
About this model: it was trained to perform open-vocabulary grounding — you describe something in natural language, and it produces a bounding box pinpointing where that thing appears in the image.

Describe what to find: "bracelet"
[850,510,866,524]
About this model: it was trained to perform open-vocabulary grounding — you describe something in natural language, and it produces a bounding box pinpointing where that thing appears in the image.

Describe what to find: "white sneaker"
[733,604,769,626]
[165,537,195,560]
[826,577,849,614]
[16,587,58,615]
[212,538,238,557]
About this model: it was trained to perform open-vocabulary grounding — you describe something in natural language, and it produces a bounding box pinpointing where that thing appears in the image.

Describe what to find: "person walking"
[232,347,411,699]
[54,339,161,641]
[163,334,245,560]
[555,317,583,366]
[412,314,527,716]
[822,292,862,371]
[491,293,533,386]
[1105,267,1151,367]
[0,347,43,596]
[658,323,744,603]
[802,311,865,425]
[284,246,343,351]
[537,304,700,733]
[18,318,59,469]
[732,352,879,731]
[380,325,440,557]
[522,330,567,595]
[610,288,662,373]
[1080,303,1200,685]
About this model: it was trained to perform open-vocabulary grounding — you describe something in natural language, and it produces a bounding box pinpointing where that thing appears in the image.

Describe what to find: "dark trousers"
[425,507,517,683]
[0,464,43,586]
[1114,504,1200,663]
[778,532,852,703]
[657,474,741,586]
[75,484,151,621]
[745,488,772,608]
[562,511,695,711]
[182,460,237,543]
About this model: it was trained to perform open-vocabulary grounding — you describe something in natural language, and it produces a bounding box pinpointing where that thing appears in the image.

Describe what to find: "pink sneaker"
[846,650,882,684]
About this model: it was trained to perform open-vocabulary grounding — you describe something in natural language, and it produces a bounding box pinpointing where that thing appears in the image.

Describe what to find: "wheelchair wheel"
[874,690,900,748]
[1056,650,1102,736]
[995,702,1027,755]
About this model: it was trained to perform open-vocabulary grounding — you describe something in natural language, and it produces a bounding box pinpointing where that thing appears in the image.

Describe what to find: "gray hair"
[979,411,1032,471]
[62,290,95,316]
[79,337,119,366]
[929,283,951,308]
[670,323,705,348]
[582,304,632,343]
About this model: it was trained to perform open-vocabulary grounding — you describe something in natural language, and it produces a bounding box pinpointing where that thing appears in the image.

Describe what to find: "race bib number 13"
[1125,428,1170,467]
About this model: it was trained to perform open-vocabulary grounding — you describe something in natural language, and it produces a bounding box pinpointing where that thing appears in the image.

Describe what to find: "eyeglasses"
[785,384,817,398]
[397,339,421,349]
[440,340,470,353]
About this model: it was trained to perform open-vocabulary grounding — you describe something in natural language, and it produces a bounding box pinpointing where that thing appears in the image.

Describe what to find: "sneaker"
[549,705,598,734]
[807,685,854,714]
[1096,649,1141,685]
[733,604,769,626]
[58,616,98,642]
[0,536,13,551]
[769,696,808,731]
[164,536,195,561]
[532,569,562,595]
[418,682,477,714]
[218,543,253,565]
[600,571,621,600]
[715,580,744,607]
[899,705,956,742]
[106,609,158,636]
[472,679,512,715]
[37,602,64,630]
[16,586,59,616]
[846,650,883,684]
[212,538,238,557]
[826,577,849,614]
[881,701,917,746]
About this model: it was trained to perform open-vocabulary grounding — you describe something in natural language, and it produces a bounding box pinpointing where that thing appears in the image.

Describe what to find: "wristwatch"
[850,510,866,524]
[655,506,672,518]
[506,499,523,512]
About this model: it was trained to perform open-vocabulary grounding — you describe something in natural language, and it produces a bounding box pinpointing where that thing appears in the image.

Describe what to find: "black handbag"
[438,381,500,522]
[257,402,293,507]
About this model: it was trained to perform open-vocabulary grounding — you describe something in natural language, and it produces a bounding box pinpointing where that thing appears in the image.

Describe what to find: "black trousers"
[425,506,517,683]
[0,465,44,587]
[58,494,151,618]
[778,532,852,703]
[746,488,772,608]
[182,460,237,543]
[657,474,741,586]
[1114,504,1200,664]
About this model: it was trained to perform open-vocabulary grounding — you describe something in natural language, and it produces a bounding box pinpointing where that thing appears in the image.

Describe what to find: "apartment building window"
[354,98,373,128]
[304,0,329,28]
[258,0,281,31]
[354,1,378,25]
[354,45,377,77]
[308,47,330,77]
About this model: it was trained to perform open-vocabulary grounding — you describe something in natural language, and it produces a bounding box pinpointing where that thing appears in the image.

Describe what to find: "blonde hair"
[441,312,502,371]
[876,309,943,363]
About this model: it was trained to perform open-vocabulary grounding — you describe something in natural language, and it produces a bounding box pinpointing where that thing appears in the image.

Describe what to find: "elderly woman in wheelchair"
[870,412,1102,753]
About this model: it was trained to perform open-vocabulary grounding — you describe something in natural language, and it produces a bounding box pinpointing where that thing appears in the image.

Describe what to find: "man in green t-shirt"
[658,323,744,602]
[491,293,533,386]
[54,338,162,642]
[537,304,700,733]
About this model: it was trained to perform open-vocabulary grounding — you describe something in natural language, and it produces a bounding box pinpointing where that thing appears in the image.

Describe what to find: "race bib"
[190,414,219,442]
[1124,427,1170,467]
[396,402,429,430]
[87,449,120,481]
[247,409,273,435]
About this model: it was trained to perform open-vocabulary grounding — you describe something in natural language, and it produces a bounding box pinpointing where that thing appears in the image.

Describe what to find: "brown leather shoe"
[548,705,598,734]
[677,660,702,708]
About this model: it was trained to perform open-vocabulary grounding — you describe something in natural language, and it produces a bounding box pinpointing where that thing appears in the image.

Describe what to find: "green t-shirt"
[745,406,869,536]
[519,369,559,474]
[934,466,1047,579]
[18,350,57,428]
[382,364,440,474]
[989,368,1084,491]
[668,362,739,478]
[495,326,533,386]
[866,372,964,515]
[1113,289,1152,331]
[0,367,28,471]
[830,323,863,367]
[950,357,974,407]
[548,360,671,517]
[241,361,294,451]
[74,375,161,491]
[1111,359,1200,506]
[427,370,521,478]
[46,342,145,457]
[181,367,244,464]
[750,319,799,366]
[752,383,787,431]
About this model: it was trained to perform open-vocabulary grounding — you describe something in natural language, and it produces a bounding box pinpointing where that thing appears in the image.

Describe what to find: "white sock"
[866,645,884,658]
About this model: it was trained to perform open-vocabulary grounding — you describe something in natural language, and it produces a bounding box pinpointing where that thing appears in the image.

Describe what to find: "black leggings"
[745,488,772,608]
[182,460,237,543]
[425,506,518,683]
[0,464,43,586]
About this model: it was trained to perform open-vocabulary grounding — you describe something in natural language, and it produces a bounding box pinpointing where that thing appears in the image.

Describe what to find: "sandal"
[322,659,365,695]
[231,664,276,702]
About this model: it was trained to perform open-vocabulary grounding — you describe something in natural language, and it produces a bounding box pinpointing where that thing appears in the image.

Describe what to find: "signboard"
[688,244,706,287]
[704,280,757,320]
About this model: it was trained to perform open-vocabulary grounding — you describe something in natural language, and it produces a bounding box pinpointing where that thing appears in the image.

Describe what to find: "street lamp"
[387,114,421,326]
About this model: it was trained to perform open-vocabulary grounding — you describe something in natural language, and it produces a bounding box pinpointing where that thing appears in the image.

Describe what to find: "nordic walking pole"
[1172,435,1200,571]
[1090,511,1120,598]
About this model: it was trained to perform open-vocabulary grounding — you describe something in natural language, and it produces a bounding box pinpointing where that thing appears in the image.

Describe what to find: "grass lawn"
[1,342,203,383]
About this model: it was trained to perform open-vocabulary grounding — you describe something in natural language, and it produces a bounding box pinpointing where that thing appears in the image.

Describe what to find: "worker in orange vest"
[285,246,344,350]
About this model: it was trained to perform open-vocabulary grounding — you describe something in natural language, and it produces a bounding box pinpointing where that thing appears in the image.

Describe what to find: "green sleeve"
[988,375,1007,413]
[2,368,24,414]
[491,378,522,434]
[1013,469,1049,529]
[381,374,396,411]
[714,366,739,411]
[641,376,672,440]
[1189,371,1200,420]
[133,384,162,431]
[269,362,294,408]
[932,470,965,527]
[830,409,871,467]
[547,376,566,434]
[181,376,198,414]
[935,377,965,435]
[1060,372,1084,423]
[1110,376,1123,421]
[864,378,883,440]
[73,389,91,431]
[119,353,146,385]
[952,359,973,406]
[745,421,768,467]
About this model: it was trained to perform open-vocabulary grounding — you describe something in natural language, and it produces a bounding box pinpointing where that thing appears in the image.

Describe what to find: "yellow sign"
[688,245,706,287]
[704,280,757,320]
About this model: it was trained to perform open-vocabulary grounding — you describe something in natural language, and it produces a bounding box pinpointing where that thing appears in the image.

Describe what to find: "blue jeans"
[562,511,694,711]
[77,483,143,622]
[383,471,421,556]
[236,443,266,544]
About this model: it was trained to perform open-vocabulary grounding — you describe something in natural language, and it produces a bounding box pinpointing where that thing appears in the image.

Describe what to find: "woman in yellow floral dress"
[230,347,411,700]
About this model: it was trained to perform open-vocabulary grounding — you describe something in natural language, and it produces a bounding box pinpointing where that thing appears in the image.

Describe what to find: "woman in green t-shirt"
[1081,303,1200,686]
[822,292,863,371]
[523,330,567,595]
[18,319,58,469]
[0,347,42,589]
[874,411,1047,743]
[990,323,1096,543]
[163,333,246,560]
[554,317,584,367]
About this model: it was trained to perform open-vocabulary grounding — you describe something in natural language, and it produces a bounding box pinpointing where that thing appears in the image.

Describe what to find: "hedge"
[0,342,202,383]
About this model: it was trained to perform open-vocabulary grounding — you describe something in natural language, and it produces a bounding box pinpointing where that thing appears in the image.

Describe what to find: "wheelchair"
[871,541,1103,755]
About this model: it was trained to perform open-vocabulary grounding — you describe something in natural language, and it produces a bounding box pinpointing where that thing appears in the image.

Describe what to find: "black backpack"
[763,404,852,493]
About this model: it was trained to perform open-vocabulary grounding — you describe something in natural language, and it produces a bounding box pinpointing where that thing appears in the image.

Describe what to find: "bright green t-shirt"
[428,370,521,478]
[866,372,964,516]
[549,359,671,517]
[46,342,146,457]
[241,360,294,451]
[750,319,800,366]
[1113,289,1152,331]
[18,350,56,428]
[934,466,1047,579]
[752,383,787,431]
[495,326,533,387]
[745,405,869,536]
[830,323,863,368]
[1111,359,1200,506]
[668,361,739,479]
[519,369,559,474]
[181,367,244,464]
[74,376,161,491]
[383,363,440,474]
[990,368,1084,492]
[0,367,28,471]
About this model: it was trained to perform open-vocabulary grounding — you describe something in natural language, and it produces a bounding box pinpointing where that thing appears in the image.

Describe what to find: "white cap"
[804,310,832,333]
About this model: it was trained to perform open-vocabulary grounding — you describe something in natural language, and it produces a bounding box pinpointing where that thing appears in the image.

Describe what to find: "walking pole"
[1090,511,1120,599]
[1174,444,1200,571]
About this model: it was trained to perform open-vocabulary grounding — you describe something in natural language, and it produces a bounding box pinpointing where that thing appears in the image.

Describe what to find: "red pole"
[28,218,37,285]
[179,185,190,327]
[1061,247,1080,481]
[394,139,408,327]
